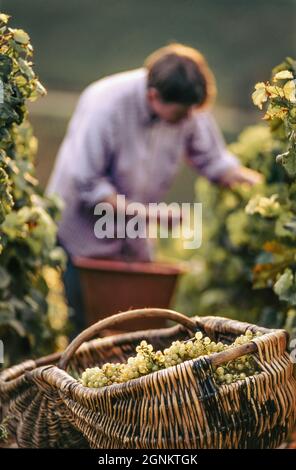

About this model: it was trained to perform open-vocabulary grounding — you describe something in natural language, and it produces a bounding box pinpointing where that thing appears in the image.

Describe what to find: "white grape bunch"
[80,330,262,388]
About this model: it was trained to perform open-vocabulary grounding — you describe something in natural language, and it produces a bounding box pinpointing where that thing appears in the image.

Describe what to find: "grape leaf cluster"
[160,59,296,341]
[0,12,67,366]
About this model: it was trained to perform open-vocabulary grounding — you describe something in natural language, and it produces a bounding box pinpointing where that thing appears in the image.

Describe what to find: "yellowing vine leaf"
[263,241,285,254]
[283,80,296,103]
[274,70,294,81]
[10,28,30,45]
[266,85,284,98]
[245,194,280,218]
[252,82,268,109]
[0,13,10,24]
[263,106,288,121]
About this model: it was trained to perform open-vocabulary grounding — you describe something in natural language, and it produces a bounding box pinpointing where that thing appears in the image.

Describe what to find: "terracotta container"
[73,257,184,333]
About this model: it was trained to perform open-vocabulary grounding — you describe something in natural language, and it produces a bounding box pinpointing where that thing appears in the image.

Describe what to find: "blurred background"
[2,0,296,202]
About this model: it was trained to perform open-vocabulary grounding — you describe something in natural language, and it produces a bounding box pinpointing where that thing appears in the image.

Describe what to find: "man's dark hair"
[144,43,216,108]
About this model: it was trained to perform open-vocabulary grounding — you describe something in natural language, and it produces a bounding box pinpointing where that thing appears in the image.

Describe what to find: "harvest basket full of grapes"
[0,308,295,448]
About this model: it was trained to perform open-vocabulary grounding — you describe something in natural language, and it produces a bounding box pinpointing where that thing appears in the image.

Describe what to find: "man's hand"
[151,206,183,228]
[104,193,182,229]
[219,166,264,188]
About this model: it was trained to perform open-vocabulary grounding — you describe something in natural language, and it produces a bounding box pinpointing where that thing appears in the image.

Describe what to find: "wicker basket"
[0,308,295,449]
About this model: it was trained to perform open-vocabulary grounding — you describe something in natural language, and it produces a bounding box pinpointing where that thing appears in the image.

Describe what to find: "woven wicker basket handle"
[59,308,198,370]
[210,341,257,367]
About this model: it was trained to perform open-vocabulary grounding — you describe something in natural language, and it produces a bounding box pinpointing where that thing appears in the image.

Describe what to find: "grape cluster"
[80,330,262,389]
[81,341,161,388]
[213,329,261,385]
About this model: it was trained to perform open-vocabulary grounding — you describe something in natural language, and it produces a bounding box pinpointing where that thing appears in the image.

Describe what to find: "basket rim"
[27,325,287,399]
[36,347,270,400]
[0,316,285,391]
[0,322,188,388]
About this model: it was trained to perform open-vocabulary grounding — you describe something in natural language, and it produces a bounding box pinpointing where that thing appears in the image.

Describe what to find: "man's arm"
[184,110,262,187]
[61,87,117,207]
[64,97,179,227]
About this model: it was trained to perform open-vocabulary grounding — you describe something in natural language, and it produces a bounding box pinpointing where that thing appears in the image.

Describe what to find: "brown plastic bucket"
[73,257,185,334]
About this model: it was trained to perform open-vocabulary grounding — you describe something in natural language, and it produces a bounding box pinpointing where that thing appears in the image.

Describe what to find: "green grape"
[80,330,261,388]
[195,332,203,340]
[216,367,225,376]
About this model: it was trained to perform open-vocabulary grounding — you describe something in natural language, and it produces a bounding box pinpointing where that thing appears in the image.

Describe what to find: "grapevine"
[0,12,68,366]
[162,58,296,340]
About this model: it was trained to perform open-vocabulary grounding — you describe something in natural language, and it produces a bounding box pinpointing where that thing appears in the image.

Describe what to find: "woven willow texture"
[0,312,295,449]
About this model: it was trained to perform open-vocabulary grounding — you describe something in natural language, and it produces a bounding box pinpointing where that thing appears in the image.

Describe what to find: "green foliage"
[0,13,67,366]
[170,57,296,337]
[273,269,296,304]
[169,125,284,325]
